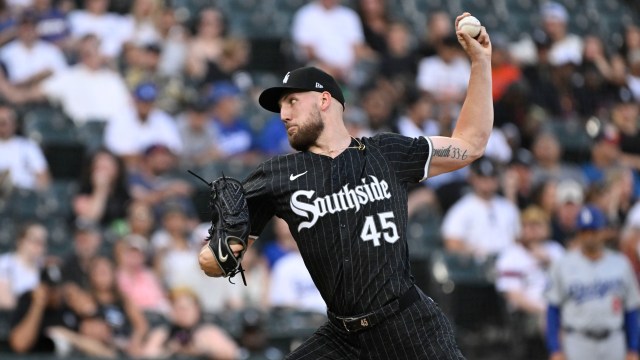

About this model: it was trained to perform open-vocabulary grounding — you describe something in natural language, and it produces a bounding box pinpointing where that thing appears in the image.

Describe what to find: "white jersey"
[546,249,640,331]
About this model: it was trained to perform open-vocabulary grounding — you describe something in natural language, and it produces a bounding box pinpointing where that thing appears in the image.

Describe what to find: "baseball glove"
[190,171,250,285]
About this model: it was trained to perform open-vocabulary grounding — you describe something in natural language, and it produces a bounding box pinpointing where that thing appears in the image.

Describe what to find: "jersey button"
[344,258,350,262]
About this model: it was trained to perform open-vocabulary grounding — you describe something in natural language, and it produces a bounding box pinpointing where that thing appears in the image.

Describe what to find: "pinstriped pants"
[286,290,466,360]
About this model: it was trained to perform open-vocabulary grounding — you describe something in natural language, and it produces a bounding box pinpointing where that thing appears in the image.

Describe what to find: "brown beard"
[288,105,324,151]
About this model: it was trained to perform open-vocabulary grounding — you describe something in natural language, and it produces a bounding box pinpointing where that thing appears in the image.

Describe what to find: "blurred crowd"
[0,0,640,359]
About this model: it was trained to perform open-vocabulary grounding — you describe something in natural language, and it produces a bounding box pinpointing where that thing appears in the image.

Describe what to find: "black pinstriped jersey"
[243,133,433,316]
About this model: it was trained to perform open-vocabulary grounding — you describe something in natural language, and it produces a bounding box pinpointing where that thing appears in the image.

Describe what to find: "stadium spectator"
[83,256,148,357]
[207,81,256,161]
[495,206,564,357]
[141,287,240,359]
[127,143,194,212]
[0,34,135,126]
[359,82,396,132]
[203,37,251,87]
[104,82,183,166]
[0,104,50,191]
[155,5,188,78]
[254,113,292,156]
[378,20,418,85]
[262,217,300,270]
[396,88,439,138]
[60,222,103,291]
[0,222,47,310]
[582,124,626,189]
[442,156,521,260]
[116,234,170,314]
[32,0,71,47]
[572,35,626,118]
[519,29,563,118]
[184,7,226,82]
[149,203,212,302]
[0,1,15,48]
[73,148,131,227]
[609,87,640,172]
[355,0,390,55]
[550,179,584,247]
[530,131,586,188]
[68,0,132,59]
[235,245,271,311]
[291,0,369,82]
[503,148,536,210]
[9,264,110,356]
[176,97,219,169]
[490,33,526,128]
[416,10,453,58]
[540,1,583,67]
[586,166,636,230]
[0,11,67,86]
[123,0,161,47]
[416,34,470,119]
[268,219,326,314]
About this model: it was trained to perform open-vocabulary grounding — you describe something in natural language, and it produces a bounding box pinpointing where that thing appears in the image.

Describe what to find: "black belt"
[327,285,421,333]
[564,327,621,340]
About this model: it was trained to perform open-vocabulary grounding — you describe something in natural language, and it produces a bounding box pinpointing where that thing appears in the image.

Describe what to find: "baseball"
[458,15,481,38]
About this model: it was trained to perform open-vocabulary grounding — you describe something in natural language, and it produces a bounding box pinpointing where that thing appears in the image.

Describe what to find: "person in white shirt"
[68,0,132,59]
[104,81,182,166]
[416,34,471,104]
[0,222,48,310]
[496,205,564,326]
[0,34,135,126]
[0,11,67,86]
[442,156,521,260]
[268,218,326,314]
[291,0,369,81]
[0,105,50,191]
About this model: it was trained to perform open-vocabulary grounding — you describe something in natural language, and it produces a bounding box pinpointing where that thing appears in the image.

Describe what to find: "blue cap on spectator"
[576,205,606,231]
[208,81,240,105]
[541,1,568,23]
[134,82,158,102]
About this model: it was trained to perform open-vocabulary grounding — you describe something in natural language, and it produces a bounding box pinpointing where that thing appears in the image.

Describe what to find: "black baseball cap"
[258,67,345,113]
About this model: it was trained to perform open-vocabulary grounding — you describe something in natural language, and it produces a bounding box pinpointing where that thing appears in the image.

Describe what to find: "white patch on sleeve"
[420,136,434,181]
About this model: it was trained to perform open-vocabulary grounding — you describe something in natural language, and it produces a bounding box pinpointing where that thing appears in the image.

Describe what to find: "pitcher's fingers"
[477,27,490,46]
[455,12,471,30]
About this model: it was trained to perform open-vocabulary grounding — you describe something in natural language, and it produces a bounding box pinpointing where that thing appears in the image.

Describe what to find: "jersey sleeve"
[243,163,275,238]
[621,256,640,310]
[368,133,433,183]
[545,260,564,306]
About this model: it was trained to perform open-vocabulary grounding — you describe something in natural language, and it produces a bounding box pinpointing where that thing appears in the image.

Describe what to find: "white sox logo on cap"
[283,72,290,84]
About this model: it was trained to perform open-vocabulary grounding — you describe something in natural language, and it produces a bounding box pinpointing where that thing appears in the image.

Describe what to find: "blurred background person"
[0,222,48,309]
[141,287,240,359]
[73,148,131,228]
[0,104,50,192]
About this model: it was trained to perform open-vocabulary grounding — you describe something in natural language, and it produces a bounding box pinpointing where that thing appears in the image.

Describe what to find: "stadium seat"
[45,180,79,220]
[43,217,72,257]
[5,188,43,220]
[0,309,11,352]
[76,120,107,153]
[21,106,78,145]
[0,217,16,254]
[543,119,592,164]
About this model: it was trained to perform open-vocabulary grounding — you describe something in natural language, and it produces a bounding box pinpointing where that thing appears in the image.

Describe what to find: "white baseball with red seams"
[457,15,481,38]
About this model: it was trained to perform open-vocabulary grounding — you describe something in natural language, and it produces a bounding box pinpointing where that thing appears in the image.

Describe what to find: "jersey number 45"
[361,211,399,247]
